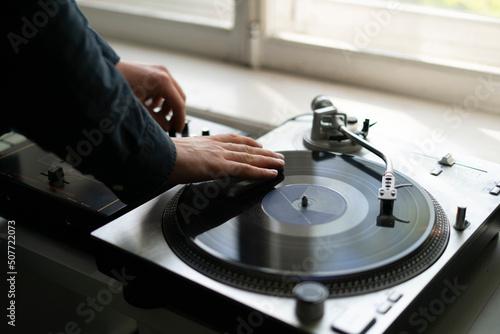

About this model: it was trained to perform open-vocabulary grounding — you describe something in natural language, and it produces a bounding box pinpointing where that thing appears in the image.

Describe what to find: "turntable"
[91,96,500,334]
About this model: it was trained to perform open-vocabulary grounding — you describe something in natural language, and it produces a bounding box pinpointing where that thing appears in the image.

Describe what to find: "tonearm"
[304,95,412,227]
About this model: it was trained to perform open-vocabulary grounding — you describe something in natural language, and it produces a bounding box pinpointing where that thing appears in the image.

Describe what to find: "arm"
[3,1,284,204]
[72,0,121,65]
[4,0,175,203]
[71,2,186,132]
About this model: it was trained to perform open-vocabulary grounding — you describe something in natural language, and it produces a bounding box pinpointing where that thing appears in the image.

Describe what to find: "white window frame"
[79,0,500,114]
[79,0,259,64]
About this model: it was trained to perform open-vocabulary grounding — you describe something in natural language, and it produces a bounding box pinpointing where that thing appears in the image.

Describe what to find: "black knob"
[454,206,469,230]
[293,281,328,323]
[181,121,189,137]
[201,127,210,136]
[48,166,64,183]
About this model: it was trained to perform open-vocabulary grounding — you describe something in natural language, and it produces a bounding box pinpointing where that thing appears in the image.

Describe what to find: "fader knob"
[438,153,455,166]
[201,127,210,136]
[293,281,328,323]
[48,166,64,183]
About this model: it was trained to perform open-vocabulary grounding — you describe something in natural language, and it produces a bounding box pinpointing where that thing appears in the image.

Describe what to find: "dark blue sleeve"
[2,1,176,203]
[71,0,121,64]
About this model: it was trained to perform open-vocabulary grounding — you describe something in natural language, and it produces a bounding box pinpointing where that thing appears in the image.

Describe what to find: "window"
[266,0,500,68]
[411,0,500,18]
[82,0,235,28]
[79,0,251,62]
[79,0,500,113]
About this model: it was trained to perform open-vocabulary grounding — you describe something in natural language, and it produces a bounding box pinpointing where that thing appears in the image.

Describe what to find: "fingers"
[145,96,163,112]
[167,135,285,185]
[219,145,285,171]
[225,160,280,179]
[161,66,186,100]
[149,110,170,131]
[207,133,263,148]
[211,135,284,162]
[117,60,186,132]
[149,65,185,132]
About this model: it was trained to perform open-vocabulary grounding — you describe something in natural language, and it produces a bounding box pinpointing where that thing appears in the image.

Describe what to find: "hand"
[115,60,186,132]
[166,134,285,184]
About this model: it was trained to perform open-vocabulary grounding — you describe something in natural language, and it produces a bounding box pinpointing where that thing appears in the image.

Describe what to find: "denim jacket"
[2,0,176,203]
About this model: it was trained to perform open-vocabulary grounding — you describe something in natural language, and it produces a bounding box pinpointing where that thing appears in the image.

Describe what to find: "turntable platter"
[162,151,449,296]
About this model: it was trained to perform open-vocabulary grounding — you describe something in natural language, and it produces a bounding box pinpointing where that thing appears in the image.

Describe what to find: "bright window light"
[266,0,500,69]
[82,0,235,28]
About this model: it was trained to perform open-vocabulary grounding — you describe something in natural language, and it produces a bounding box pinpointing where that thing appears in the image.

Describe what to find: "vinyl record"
[162,151,449,296]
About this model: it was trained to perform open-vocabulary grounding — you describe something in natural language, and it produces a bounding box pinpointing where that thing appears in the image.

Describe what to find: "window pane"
[267,0,500,68]
[83,0,235,28]
[407,0,500,19]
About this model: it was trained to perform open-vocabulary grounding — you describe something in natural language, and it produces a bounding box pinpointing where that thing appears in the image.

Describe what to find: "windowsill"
[80,1,500,116]
[107,38,500,164]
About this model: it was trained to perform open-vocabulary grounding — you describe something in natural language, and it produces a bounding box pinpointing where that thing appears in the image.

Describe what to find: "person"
[2,0,284,203]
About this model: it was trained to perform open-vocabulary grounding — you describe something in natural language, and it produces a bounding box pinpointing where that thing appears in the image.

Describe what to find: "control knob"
[454,206,470,230]
[293,281,328,323]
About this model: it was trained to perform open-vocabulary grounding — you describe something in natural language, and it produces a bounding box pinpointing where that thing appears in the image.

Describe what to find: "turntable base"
[89,115,500,334]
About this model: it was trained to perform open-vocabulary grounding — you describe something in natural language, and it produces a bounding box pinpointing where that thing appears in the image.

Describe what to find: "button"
[490,187,500,196]
[201,127,210,136]
[388,291,403,303]
[430,166,443,176]
[496,181,500,188]
[376,301,392,314]
[331,309,376,334]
